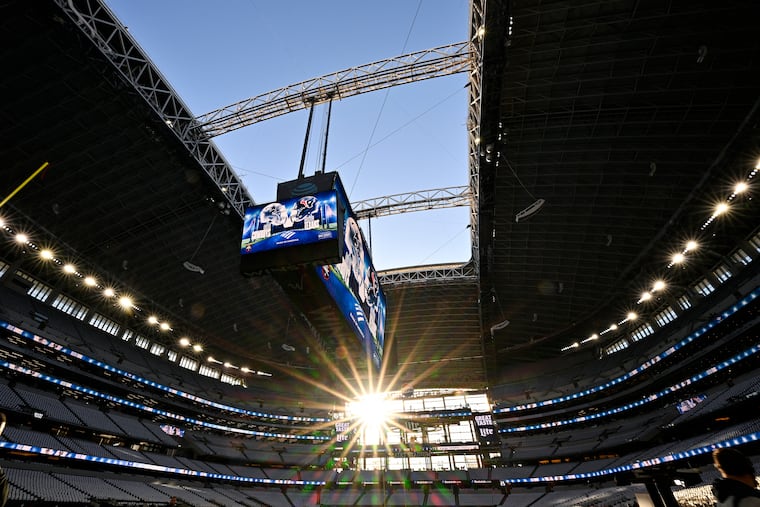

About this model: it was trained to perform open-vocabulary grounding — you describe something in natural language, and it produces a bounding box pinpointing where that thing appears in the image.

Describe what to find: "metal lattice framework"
[56,0,485,285]
[467,0,485,277]
[55,0,255,218]
[379,263,477,286]
[195,42,472,138]
[352,186,471,220]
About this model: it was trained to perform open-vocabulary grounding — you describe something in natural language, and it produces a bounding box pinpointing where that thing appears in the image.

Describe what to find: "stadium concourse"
[1,0,759,506]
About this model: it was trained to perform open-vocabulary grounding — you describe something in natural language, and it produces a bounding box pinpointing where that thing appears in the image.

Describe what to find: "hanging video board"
[241,172,386,371]
[317,210,387,370]
[301,173,385,371]
[240,191,342,274]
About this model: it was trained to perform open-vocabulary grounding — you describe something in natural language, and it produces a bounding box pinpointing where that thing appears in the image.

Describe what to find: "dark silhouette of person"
[712,447,760,507]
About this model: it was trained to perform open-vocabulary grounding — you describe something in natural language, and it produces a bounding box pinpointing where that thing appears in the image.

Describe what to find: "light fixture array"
[561,162,756,353]
[0,215,266,378]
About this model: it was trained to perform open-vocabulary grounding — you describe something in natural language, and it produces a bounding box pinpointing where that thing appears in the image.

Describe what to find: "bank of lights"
[576,315,635,347]
[637,279,666,304]
[0,215,259,380]
[700,170,754,230]
[207,357,269,376]
[180,339,204,353]
[567,280,664,351]
[563,161,755,354]
[208,358,240,371]
[18,234,133,306]
[147,315,171,331]
[563,242,696,351]
[701,203,728,229]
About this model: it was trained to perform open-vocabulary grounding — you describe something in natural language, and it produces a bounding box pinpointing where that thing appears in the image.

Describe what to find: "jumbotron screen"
[318,212,386,371]
[240,171,386,371]
[240,190,341,274]
[312,174,386,371]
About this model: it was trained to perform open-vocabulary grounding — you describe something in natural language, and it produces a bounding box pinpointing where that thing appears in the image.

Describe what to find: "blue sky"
[105,0,472,271]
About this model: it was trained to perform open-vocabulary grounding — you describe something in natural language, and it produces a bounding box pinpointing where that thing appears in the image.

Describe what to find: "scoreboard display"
[240,190,341,273]
[241,172,386,372]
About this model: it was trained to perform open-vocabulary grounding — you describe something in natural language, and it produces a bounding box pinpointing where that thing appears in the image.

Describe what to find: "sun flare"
[347,393,395,445]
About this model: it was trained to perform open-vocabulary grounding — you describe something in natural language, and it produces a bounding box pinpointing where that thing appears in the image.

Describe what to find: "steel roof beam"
[195,42,472,138]
[57,0,486,285]
[55,0,255,218]
[352,186,471,220]
[379,263,477,286]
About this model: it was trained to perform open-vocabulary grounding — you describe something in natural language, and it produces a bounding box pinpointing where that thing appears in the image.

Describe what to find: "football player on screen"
[339,216,368,303]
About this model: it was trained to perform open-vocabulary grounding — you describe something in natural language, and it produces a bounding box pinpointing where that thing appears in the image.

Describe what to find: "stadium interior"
[0,0,759,505]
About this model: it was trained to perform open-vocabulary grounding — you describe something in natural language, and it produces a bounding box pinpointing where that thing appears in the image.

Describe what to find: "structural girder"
[195,42,472,138]
[468,0,485,277]
[352,186,471,220]
[379,263,477,286]
[55,0,255,218]
[57,0,485,286]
